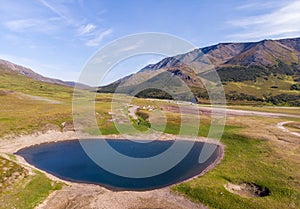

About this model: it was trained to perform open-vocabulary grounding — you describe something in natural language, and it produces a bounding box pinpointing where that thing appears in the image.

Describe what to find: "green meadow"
[0,70,300,208]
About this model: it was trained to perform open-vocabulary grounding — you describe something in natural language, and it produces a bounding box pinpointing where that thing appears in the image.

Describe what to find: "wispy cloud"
[117,40,145,52]
[4,19,39,31]
[37,0,111,46]
[228,0,300,40]
[85,29,113,47]
[4,17,60,32]
[236,1,282,10]
[37,0,69,21]
[0,1,111,48]
[78,23,96,36]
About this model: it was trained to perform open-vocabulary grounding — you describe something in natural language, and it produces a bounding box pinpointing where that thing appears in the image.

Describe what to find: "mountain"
[0,59,68,86]
[0,59,89,88]
[98,37,300,106]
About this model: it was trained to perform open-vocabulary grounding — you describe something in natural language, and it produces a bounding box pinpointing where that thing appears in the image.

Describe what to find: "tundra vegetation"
[0,67,300,208]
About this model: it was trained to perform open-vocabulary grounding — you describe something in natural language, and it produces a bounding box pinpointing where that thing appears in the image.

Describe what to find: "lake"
[16,139,220,191]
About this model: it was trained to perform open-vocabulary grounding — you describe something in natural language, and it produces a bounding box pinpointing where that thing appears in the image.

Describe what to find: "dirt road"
[164,104,300,118]
[277,121,300,137]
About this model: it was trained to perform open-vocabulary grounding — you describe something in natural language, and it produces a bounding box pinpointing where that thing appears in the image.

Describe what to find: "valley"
[0,37,300,209]
[0,91,299,208]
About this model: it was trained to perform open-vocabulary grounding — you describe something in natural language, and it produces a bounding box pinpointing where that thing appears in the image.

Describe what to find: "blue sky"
[0,0,300,84]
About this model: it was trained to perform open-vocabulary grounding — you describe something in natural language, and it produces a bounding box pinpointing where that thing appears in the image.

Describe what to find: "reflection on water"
[16,139,219,191]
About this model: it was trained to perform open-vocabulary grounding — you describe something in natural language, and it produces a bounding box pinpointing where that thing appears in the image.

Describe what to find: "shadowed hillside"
[98,37,300,106]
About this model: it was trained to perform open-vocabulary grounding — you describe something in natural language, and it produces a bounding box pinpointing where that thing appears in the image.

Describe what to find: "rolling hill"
[0,59,69,86]
[98,37,300,106]
[0,59,89,89]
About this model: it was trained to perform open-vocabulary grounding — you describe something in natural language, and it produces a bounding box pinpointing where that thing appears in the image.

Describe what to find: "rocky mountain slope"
[98,37,300,106]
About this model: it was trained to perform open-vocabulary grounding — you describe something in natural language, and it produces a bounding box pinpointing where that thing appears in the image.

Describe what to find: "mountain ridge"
[98,37,300,106]
[0,59,89,88]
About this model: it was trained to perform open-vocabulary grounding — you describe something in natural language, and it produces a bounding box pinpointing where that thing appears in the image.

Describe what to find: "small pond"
[16,139,220,191]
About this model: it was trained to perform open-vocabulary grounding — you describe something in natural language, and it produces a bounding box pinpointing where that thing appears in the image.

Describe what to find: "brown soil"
[37,184,207,209]
[224,182,270,198]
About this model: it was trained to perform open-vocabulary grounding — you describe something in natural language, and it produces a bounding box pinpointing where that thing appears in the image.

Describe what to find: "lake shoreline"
[0,131,223,209]
[16,137,224,192]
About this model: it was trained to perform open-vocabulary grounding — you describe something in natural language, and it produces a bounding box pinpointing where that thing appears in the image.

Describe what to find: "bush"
[268,60,295,75]
[205,65,270,82]
[226,92,263,102]
[290,84,300,91]
[135,88,173,100]
[265,94,300,106]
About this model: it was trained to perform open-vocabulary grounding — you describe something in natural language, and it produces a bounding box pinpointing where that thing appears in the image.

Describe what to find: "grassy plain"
[173,121,300,209]
[0,167,62,209]
[0,70,300,208]
[0,72,70,208]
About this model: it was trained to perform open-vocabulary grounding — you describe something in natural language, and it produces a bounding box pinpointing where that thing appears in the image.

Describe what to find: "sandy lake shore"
[0,131,224,209]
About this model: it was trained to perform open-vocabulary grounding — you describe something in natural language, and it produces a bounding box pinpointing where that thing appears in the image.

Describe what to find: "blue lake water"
[16,139,220,191]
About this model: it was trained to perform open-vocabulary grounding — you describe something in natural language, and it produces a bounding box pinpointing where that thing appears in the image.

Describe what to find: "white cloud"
[37,0,82,28]
[116,40,145,52]
[4,18,60,32]
[1,0,110,49]
[236,1,282,10]
[37,0,68,21]
[78,23,96,36]
[228,0,300,40]
[37,0,109,47]
[4,19,38,31]
[85,29,113,47]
